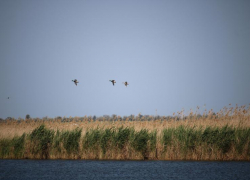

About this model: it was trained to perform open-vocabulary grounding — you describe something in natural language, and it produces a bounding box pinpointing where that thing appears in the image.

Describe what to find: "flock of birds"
[72,79,129,87]
[6,79,128,100]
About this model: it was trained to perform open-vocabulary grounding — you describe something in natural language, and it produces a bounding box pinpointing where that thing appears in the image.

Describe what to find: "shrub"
[25,114,31,119]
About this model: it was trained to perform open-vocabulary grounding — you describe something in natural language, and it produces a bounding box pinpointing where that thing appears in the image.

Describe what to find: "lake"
[0,160,250,180]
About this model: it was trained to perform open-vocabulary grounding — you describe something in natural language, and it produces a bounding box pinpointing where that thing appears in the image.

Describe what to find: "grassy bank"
[1,124,250,160]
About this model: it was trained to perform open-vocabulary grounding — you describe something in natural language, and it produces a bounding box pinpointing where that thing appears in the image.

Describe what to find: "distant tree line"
[1,113,220,123]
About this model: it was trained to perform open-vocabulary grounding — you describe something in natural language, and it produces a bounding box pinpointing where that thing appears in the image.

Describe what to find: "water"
[0,160,250,180]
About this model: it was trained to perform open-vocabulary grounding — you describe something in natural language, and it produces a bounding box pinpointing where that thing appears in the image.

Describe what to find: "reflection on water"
[0,160,250,180]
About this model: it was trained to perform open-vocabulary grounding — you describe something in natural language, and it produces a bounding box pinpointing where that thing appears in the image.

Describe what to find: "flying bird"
[109,80,116,86]
[123,81,129,87]
[72,79,79,86]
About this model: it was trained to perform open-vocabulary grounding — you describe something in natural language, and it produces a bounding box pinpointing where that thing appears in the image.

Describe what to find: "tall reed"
[1,105,249,139]
[29,124,54,159]
[1,124,250,160]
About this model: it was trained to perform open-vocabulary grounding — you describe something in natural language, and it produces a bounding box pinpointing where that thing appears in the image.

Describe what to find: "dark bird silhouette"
[123,81,129,87]
[72,79,79,86]
[7,97,9,99]
[109,80,116,86]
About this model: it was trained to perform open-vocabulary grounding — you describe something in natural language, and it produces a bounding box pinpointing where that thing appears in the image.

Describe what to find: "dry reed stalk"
[1,105,250,139]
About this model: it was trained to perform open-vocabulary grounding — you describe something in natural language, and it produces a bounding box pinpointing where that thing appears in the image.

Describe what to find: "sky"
[1,0,250,119]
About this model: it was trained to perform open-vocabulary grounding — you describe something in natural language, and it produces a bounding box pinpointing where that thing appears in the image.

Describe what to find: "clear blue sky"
[1,0,250,119]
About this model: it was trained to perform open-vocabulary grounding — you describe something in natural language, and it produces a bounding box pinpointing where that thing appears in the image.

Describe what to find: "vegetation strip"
[1,124,249,160]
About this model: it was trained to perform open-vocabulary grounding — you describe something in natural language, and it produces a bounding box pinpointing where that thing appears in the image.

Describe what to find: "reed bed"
[0,124,250,160]
[0,105,250,160]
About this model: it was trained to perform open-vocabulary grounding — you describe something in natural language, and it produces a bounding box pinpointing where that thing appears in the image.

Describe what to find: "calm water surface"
[0,160,250,180]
